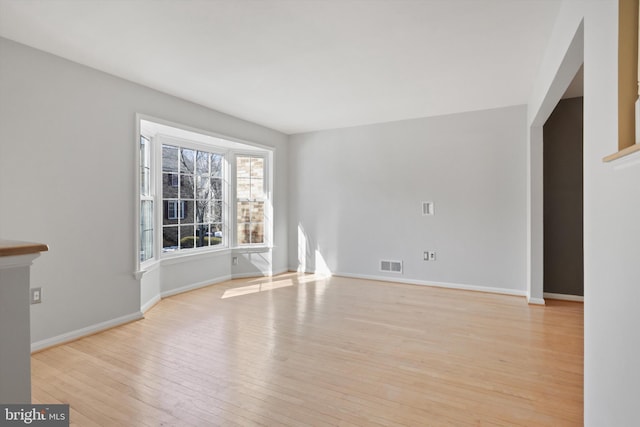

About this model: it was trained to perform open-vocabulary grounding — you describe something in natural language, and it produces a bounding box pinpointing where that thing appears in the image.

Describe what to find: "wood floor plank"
[31,273,583,425]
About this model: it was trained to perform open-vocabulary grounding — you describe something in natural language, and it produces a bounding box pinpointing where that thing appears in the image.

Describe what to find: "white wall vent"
[380,260,403,274]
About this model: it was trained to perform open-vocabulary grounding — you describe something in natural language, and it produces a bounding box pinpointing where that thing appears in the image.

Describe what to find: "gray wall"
[543,97,583,296]
[0,37,289,345]
[289,105,528,293]
[4,2,640,422]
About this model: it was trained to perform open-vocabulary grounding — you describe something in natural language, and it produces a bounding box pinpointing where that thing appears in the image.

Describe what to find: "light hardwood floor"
[31,273,583,426]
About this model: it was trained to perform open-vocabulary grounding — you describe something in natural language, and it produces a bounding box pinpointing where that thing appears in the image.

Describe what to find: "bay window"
[138,118,271,267]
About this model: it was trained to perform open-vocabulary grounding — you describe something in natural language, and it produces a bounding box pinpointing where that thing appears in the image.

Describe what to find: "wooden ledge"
[603,143,640,162]
[0,240,49,257]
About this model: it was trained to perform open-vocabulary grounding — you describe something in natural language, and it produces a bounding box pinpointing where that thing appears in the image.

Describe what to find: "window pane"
[140,137,151,196]
[180,148,195,173]
[196,174,210,199]
[182,200,195,224]
[210,223,223,245]
[250,202,264,222]
[237,178,250,199]
[140,200,153,261]
[250,179,264,200]
[211,178,223,200]
[237,156,251,178]
[179,225,195,249]
[237,223,250,244]
[213,200,223,222]
[251,157,264,179]
[180,174,194,198]
[163,200,179,225]
[141,200,153,229]
[162,145,179,172]
[140,137,150,167]
[237,201,250,222]
[211,154,222,177]
[195,199,210,224]
[162,173,179,198]
[196,151,209,175]
[195,224,209,247]
[141,229,153,261]
[251,223,264,244]
[141,167,150,196]
[163,226,179,251]
[204,201,215,223]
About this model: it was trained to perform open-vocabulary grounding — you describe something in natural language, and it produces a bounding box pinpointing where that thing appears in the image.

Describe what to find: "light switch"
[422,201,434,216]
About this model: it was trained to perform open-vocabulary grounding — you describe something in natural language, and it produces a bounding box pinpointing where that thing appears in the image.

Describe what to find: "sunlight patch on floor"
[221,279,295,299]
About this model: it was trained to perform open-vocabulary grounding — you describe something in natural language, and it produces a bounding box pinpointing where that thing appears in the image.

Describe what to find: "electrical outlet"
[423,251,429,261]
[30,287,42,304]
[232,256,238,266]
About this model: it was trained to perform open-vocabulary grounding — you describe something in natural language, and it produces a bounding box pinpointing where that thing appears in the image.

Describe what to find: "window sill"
[160,247,232,265]
[134,259,160,279]
[232,245,273,254]
[603,143,640,162]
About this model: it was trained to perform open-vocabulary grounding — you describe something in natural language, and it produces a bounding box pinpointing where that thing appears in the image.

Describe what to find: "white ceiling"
[0,0,561,134]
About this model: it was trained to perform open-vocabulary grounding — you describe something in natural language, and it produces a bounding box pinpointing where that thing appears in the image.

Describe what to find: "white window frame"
[139,134,155,264]
[155,134,229,258]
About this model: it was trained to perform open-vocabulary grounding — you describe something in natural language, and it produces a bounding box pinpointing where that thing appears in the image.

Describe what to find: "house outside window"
[166,200,186,220]
[161,143,225,252]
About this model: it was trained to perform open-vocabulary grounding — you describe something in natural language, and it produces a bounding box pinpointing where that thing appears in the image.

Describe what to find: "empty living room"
[0,0,638,426]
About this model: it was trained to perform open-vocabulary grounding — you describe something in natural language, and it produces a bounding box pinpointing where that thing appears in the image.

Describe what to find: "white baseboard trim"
[543,292,584,302]
[141,294,162,314]
[293,267,334,276]
[160,275,232,299]
[156,270,291,308]
[527,297,546,305]
[31,311,144,353]
[231,271,271,279]
[271,268,290,276]
[332,272,526,297]
[230,268,292,280]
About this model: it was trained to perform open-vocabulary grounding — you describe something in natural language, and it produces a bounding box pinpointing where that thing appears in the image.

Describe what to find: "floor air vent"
[380,260,403,274]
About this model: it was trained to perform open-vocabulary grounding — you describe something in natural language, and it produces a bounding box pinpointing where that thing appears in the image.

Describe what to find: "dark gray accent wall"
[543,97,583,296]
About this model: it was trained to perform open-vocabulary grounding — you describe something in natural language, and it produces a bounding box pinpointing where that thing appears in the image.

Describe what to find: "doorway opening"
[542,66,584,301]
